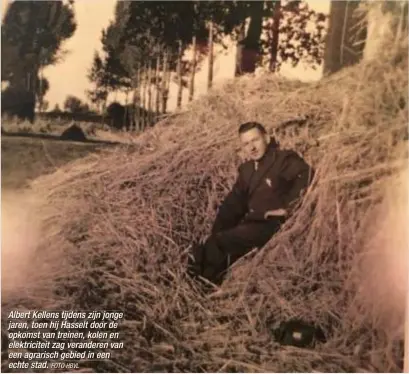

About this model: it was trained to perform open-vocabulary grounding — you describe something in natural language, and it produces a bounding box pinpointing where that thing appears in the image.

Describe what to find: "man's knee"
[203,234,227,265]
[187,234,228,284]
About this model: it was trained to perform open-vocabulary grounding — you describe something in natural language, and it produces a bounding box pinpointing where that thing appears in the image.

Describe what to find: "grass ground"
[1,135,109,190]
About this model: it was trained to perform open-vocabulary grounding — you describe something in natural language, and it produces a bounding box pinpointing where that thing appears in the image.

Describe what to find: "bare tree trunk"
[142,65,147,130]
[166,62,172,110]
[136,63,142,131]
[123,91,129,130]
[147,60,152,126]
[130,66,138,132]
[323,1,365,75]
[155,53,161,121]
[131,87,137,132]
[269,1,282,72]
[26,72,30,91]
[235,22,246,77]
[207,21,214,91]
[189,35,197,102]
[37,47,47,112]
[27,68,38,99]
[38,65,44,111]
[176,40,183,109]
[161,49,169,114]
[102,92,108,127]
[237,1,264,75]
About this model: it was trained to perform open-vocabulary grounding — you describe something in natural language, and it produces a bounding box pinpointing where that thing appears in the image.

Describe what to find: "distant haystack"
[60,123,87,141]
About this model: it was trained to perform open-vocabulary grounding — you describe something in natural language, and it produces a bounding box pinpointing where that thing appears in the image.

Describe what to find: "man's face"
[239,128,270,161]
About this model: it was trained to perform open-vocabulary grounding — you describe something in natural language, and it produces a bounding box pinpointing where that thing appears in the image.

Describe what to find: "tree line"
[87,0,327,130]
[1,0,327,128]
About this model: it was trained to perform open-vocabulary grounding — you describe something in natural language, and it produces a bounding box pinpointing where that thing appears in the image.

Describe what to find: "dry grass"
[1,39,408,372]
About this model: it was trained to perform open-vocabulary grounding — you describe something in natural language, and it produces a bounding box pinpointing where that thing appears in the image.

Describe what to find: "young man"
[188,121,314,285]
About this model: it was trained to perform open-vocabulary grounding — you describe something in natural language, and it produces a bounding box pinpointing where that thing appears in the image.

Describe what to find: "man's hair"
[238,121,267,135]
[238,121,279,148]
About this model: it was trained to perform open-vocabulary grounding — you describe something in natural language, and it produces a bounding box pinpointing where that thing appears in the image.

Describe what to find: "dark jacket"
[212,143,314,234]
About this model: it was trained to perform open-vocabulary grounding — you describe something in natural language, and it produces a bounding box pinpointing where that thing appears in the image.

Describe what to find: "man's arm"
[280,151,314,213]
[211,165,248,234]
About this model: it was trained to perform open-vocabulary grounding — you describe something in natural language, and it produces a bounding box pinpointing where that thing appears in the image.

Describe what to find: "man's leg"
[190,219,283,285]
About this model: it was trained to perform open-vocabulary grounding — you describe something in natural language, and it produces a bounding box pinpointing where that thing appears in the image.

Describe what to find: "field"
[1,40,408,372]
[1,135,110,190]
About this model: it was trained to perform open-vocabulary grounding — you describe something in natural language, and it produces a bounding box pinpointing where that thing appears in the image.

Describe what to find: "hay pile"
[2,43,408,372]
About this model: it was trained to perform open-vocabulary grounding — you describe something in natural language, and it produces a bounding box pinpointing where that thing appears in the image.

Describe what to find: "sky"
[1,0,331,112]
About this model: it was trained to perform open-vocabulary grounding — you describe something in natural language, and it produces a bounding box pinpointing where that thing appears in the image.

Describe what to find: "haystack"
[60,123,87,141]
[2,42,407,372]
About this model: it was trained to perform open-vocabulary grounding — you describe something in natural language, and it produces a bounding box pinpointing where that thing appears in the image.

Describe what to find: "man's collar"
[259,141,277,162]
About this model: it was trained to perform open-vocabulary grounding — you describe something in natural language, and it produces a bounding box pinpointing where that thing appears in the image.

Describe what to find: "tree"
[90,1,231,93]
[1,86,35,122]
[88,0,328,115]
[1,0,76,118]
[272,0,327,71]
[52,104,62,113]
[211,0,327,74]
[322,1,365,75]
[39,100,49,112]
[86,52,109,113]
[233,1,265,75]
[268,1,282,72]
[323,1,408,75]
[64,95,90,113]
[231,0,328,74]
[36,76,50,112]
[2,1,76,84]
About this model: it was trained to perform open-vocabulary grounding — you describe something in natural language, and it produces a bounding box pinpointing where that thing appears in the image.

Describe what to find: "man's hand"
[264,209,288,219]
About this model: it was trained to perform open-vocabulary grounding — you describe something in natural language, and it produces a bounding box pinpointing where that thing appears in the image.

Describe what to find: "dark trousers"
[188,218,283,285]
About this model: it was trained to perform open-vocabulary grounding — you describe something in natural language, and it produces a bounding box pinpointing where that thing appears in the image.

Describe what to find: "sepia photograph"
[1,0,408,372]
